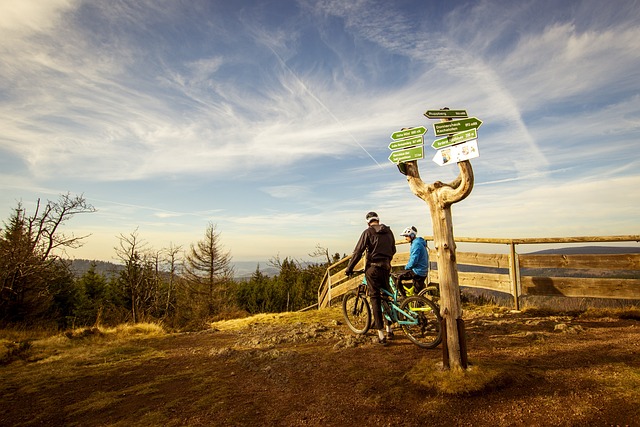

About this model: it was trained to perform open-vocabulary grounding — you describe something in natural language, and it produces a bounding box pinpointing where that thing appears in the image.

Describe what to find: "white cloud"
[0,0,76,35]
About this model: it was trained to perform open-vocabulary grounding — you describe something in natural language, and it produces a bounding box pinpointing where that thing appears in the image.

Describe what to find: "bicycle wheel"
[418,286,439,305]
[342,290,371,334]
[399,295,442,349]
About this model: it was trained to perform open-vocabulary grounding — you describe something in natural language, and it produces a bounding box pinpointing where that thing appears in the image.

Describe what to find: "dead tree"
[403,159,473,371]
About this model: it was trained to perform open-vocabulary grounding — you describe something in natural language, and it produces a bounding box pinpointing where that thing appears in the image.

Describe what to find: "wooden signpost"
[397,107,483,371]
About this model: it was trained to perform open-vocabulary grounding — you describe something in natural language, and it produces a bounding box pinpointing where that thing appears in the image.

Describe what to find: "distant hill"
[526,245,640,255]
[67,259,279,280]
[232,261,280,279]
[68,259,123,279]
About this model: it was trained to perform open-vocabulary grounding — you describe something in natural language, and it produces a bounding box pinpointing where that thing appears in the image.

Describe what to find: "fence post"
[327,268,332,307]
[508,241,520,310]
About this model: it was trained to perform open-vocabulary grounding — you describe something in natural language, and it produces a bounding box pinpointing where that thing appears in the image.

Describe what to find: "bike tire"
[342,289,372,334]
[418,287,440,305]
[399,295,442,349]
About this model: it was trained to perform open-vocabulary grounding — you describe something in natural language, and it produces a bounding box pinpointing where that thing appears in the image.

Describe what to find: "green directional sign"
[388,145,424,164]
[424,109,468,119]
[431,129,477,149]
[390,126,427,140]
[433,117,483,136]
[389,135,423,150]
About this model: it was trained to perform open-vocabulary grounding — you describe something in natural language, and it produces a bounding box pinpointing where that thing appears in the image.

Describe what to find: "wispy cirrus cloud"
[0,0,638,262]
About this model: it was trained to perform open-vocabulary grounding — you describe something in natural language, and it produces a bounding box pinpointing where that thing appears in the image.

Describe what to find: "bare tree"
[114,229,150,323]
[161,243,182,319]
[0,194,95,322]
[309,244,331,264]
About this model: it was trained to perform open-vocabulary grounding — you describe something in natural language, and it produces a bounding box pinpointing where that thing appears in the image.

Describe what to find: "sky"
[1,0,639,266]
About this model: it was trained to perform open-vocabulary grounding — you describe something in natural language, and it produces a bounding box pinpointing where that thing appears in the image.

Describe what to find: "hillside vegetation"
[1,305,639,426]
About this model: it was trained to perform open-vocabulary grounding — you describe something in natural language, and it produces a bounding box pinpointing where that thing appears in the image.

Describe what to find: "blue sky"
[1,0,639,264]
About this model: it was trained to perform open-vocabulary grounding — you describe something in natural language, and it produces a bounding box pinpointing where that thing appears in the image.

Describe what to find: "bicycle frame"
[362,275,422,327]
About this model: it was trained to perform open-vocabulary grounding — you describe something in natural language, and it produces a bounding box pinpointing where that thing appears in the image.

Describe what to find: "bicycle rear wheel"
[399,295,442,349]
[342,290,371,334]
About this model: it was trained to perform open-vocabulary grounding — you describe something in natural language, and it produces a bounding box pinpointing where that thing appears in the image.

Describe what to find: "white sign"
[432,139,479,166]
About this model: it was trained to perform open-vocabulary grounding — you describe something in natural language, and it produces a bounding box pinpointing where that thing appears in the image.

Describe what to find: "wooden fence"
[317,235,640,310]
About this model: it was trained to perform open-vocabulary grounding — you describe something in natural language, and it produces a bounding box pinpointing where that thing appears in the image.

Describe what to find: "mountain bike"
[341,270,442,349]
[394,274,440,304]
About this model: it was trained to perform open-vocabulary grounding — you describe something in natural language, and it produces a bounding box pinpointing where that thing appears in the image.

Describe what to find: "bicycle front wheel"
[418,284,440,303]
[342,290,372,334]
[399,296,442,349]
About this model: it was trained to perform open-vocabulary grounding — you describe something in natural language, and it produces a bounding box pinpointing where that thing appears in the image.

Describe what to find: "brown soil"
[1,306,639,426]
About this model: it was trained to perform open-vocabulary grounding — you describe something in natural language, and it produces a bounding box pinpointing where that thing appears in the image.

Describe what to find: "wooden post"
[508,242,519,310]
[403,156,473,371]
[327,268,332,307]
[441,318,449,368]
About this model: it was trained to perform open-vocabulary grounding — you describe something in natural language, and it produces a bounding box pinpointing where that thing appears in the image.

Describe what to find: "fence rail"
[318,235,640,309]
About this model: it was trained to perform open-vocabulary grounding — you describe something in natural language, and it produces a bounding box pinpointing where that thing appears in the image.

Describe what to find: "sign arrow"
[389,135,423,150]
[388,145,424,164]
[432,139,479,166]
[433,117,483,136]
[431,129,477,150]
[424,109,468,119]
[390,126,427,140]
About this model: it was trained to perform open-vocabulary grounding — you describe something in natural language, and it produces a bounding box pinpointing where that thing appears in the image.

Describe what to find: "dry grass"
[211,307,341,331]
[578,307,640,320]
[0,322,167,367]
[407,359,513,396]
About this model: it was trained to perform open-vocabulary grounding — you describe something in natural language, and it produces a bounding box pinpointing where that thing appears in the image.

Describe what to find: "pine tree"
[183,223,233,315]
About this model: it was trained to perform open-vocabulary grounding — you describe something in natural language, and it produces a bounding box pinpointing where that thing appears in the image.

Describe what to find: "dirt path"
[1,307,639,426]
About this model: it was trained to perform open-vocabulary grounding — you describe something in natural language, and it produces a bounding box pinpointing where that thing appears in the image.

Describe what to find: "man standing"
[345,211,396,345]
[394,226,428,297]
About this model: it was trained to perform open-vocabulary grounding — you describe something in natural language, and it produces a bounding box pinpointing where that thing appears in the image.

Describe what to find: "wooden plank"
[519,253,640,270]
[509,235,640,244]
[392,252,410,266]
[456,251,510,268]
[521,276,640,299]
[459,272,512,293]
[328,276,364,302]
[453,235,640,244]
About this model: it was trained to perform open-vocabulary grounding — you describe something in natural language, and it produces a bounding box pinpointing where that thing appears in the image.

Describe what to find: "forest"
[0,194,341,331]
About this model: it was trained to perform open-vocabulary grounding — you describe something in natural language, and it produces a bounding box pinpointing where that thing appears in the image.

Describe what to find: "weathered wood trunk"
[404,159,474,371]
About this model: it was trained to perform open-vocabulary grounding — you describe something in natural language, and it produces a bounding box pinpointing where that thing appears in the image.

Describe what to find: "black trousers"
[393,269,426,296]
[365,265,391,330]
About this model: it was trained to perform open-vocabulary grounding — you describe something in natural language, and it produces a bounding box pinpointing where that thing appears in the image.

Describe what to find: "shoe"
[373,337,387,347]
[386,331,394,340]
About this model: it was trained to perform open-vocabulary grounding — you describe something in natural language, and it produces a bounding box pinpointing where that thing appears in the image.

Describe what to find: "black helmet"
[365,211,379,224]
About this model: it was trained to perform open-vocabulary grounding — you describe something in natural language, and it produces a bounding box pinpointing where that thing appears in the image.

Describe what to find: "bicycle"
[341,269,442,349]
[391,270,440,304]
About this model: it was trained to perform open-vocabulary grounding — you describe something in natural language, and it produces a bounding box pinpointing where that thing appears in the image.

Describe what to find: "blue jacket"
[405,237,428,277]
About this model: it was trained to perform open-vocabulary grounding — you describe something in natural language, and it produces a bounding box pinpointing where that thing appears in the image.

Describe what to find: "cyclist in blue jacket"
[394,226,428,297]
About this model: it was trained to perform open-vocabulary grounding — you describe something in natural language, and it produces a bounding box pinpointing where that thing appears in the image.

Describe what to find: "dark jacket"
[345,223,396,274]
